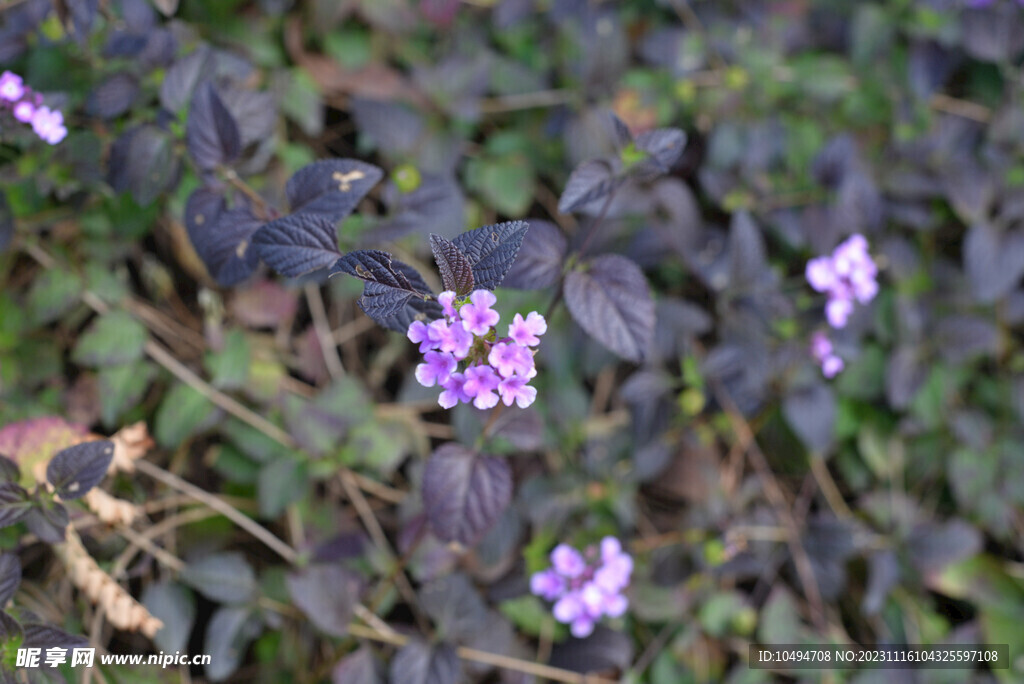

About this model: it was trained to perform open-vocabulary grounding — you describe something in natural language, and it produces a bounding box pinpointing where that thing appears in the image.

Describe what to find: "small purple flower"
[497,374,537,408]
[31,106,67,145]
[825,298,853,329]
[431,319,473,359]
[551,544,586,578]
[407,320,436,353]
[806,234,877,330]
[508,312,547,347]
[805,257,836,293]
[531,537,632,638]
[438,372,470,409]
[0,72,24,102]
[438,290,458,319]
[553,591,584,624]
[463,364,500,409]
[821,355,844,378]
[488,342,535,379]
[415,351,456,387]
[460,289,500,336]
[810,331,844,379]
[13,100,34,123]
[529,569,565,601]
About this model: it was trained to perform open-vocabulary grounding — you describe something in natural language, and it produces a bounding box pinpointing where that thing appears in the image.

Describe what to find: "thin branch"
[345,623,617,684]
[304,282,345,380]
[135,460,298,565]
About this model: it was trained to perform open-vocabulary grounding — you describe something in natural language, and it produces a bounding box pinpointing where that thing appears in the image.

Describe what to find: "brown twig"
[304,282,345,380]
[346,622,617,684]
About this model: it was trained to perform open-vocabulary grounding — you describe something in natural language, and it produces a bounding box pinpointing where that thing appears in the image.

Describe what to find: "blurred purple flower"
[530,537,633,639]
[13,101,34,123]
[0,71,24,102]
[810,331,844,379]
[806,233,878,329]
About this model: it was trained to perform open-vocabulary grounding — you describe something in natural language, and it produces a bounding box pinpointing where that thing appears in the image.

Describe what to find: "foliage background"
[1,0,1024,682]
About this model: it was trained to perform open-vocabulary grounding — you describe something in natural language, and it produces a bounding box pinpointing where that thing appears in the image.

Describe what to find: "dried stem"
[345,622,617,684]
[304,282,346,379]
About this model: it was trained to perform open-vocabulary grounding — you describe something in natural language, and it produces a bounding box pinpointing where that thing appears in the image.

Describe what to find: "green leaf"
[155,383,214,448]
[257,458,307,519]
[499,595,567,639]
[342,420,410,478]
[98,361,156,428]
[205,329,251,391]
[280,69,323,137]
[72,311,147,367]
[26,270,81,325]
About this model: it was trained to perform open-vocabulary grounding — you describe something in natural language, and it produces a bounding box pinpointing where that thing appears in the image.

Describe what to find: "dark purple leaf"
[489,407,544,451]
[189,201,263,287]
[204,606,260,681]
[332,250,416,290]
[286,564,360,637]
[502,219,568,290]
[180,552,257,604]
[161,45,212,113]
[783,382,836,453]
[728,210,767,289]
[0,456,17,484]
[908,520,982,573]
[963,223,1024,303]
[0,483,33,529]
[350,98,425,156]
[451,220,530,290]
[85,72,139,119]
[862,549,900,616]
[374,174,465,242]
[564,254,655,363]
[610,112,633,147]
[332,647,383,684]
[0,554,20,606]
[186,81,241,171]
[24,503,68,543]
[422,444,512,547]
[886,346,927,410]
[558,159,623,214]
[46,440,114,500]
[962,4,1024,63]
[118,125,179,206]
[633,127,686,177]
[22,623,88,651]
[420,573,489,642]
[549,625,633,673]
[286,159,383,222]
[252,213,343,278]
[142,581,195,653]
[430,234,474,295]
[935,315,1000,362]
[390,640,460,684]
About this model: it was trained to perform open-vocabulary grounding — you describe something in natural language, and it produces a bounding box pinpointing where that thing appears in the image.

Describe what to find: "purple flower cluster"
[530,537,632,638]
[810,331,843,378]
[0,71,67,145]
[407,289,546,410]
[805,234,878,329]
